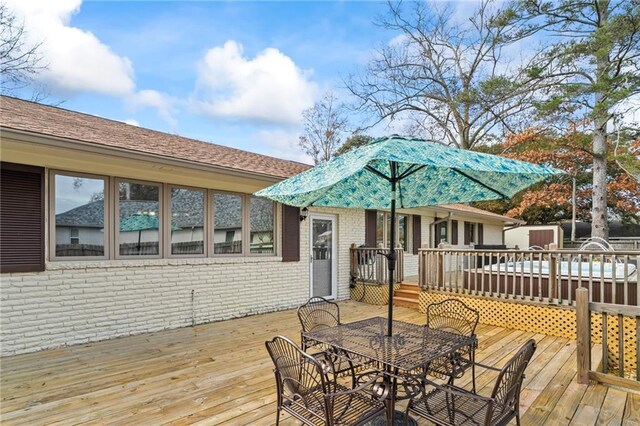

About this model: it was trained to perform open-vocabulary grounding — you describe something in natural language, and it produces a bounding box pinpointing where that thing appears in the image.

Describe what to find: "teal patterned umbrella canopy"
[255,136,562,208]
[256,135,562,337]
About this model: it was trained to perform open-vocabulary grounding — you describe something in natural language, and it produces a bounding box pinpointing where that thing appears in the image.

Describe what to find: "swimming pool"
[484,260,637,281]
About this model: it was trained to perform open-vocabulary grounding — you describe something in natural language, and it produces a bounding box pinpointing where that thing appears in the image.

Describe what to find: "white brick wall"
[0,207,363,356]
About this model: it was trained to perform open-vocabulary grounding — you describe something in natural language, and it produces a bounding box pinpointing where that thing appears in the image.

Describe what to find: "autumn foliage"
[474,129,640,224]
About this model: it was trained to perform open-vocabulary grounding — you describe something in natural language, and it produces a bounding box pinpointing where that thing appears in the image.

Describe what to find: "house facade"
[0,97,517,356]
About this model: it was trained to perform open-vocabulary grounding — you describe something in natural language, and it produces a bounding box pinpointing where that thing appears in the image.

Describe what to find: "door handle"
[310,254,313,263]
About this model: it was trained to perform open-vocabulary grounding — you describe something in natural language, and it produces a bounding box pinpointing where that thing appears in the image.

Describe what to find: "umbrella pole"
[387,164,397,337]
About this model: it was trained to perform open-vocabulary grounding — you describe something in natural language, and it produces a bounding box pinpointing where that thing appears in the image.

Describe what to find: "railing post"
[437,243,445,287]
[576,287,591,385]
[550,254,558,301]
[350,243,357,281]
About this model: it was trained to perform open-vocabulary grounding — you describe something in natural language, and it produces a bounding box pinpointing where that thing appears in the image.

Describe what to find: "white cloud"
[5,0,135,96]
[4,1,177,126]
[254,129,312,164]
[123,119,140,126]
[126,90,176,127]
[193,40,317,124]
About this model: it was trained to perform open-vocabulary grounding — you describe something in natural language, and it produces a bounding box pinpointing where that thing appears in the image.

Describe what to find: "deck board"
[0,300,636,425]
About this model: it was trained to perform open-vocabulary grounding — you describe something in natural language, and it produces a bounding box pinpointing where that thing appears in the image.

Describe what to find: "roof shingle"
[0,96,311,179]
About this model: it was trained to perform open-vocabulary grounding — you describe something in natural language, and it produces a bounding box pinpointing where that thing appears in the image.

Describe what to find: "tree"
[298,92,349,165]
[513,0,640,239]
[346,1,544,150]
[334,134,373,156]
[474,128,640,224]
[0,3,45,97]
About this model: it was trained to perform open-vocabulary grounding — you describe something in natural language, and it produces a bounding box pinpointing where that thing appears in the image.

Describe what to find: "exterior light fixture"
[300,207,309,222]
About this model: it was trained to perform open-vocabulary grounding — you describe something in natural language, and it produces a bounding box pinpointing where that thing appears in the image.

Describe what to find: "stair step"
[400,282,420,289]
[393,296,419,310]
[394,289,419,300]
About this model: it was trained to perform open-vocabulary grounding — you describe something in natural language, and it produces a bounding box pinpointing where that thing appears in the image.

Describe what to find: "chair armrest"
[473,361,502,372]
[325,373,387,401]
[423,377,494,404]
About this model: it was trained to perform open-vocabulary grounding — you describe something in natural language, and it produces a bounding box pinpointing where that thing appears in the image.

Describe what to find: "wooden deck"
[1,301,639,425]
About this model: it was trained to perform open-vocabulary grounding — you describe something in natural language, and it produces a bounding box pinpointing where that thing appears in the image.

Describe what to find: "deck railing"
[350,245,404,286]
[418,248,640,306]
[576,288,640,390]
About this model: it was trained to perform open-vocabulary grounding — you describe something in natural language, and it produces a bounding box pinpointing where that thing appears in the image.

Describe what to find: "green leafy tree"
[334,134,373,156]
[512,0,640,239]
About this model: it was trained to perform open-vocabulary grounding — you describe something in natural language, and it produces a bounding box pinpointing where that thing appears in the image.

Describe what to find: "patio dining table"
[302,316,477,425]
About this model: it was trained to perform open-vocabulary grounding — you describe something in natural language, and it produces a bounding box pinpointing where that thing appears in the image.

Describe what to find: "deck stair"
[393,282,420,310]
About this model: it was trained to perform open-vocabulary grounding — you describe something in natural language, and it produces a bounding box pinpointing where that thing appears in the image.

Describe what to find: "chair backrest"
[297,297,340,333]
[490,339,537,411]
[426,298,479,337]
[265,336,330,411]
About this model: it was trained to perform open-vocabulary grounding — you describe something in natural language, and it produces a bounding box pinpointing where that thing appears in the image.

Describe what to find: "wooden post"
[437,243,445,288]
[576,287,591,385]
[550,254,558,301]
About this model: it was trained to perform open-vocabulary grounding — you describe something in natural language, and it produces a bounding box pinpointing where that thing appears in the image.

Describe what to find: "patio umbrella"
[120,213,180,250]
[255,135,563,336]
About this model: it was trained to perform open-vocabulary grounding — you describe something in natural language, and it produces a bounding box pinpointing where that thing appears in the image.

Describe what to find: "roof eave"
[0,127,288,183]
[432,204,525,225]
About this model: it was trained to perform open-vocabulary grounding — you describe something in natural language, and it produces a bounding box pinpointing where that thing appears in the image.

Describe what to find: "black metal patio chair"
[298,297,342,352]
[297,297,362,380]
[405,339,537,426]
[425,298,480,390]
[265,335,387,426]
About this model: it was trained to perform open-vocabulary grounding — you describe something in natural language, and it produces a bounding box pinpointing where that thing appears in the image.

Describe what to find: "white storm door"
[309,214,337,299]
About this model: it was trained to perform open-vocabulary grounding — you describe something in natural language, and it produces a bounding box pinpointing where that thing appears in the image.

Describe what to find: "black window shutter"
[281,204,300,262]
[451,220,459,245]
[365,209,377,247]
[412,215,421,255]
[477,223,484,245]
[464,222,472,245]
[0,162,44,273]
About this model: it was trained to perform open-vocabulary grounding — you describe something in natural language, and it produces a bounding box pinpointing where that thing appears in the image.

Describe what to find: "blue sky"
[8,1,403,164]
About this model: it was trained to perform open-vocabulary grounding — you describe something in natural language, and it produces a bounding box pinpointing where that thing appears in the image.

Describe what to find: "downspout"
[430,213,452,247]
[502,223,521,247]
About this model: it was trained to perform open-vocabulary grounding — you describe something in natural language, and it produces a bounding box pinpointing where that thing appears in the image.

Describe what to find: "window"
[213,193,243,255]
[70,229,79,245]
[170,187,205,256]
[435,221,448,245]
[250,196,274,254]
[117,180,160,256]
[375,211,385,247]
[398,214,408,251]
[47,171,278,261]
[376,211,411,251]
[53,173,106,258]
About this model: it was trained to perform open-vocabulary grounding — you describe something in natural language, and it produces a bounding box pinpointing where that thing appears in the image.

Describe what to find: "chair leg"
[275,407,281,426]
[404,401,413,426]
[516,413,521,426]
